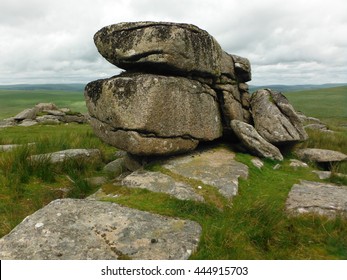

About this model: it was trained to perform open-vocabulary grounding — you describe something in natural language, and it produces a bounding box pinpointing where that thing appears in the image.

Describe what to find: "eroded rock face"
[0,199,201,259]
[85,73,222,155]
[94,22,224,77]
[250,89,308,144]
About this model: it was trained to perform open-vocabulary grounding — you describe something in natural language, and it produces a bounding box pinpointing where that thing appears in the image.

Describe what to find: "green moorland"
[0,85,346,259]
[0,89,87,119]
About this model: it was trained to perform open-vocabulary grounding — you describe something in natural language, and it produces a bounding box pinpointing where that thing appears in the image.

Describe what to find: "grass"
[0,123,117,237]
[284,85,347,125]
[0,89,86,119]
[0,85,347,259]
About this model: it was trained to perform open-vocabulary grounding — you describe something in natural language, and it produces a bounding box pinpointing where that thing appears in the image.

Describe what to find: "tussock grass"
[0,124,117,237]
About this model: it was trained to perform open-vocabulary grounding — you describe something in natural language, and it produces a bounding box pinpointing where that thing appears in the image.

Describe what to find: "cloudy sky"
[1,0,346,85]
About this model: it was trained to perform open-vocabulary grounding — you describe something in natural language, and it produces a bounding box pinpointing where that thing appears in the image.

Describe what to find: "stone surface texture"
[295,148,347,163]
[230,120,283,161]
[121,170,204,202]
[0,199,201,260]
[286,180,347,218]
[161,147,248,198]
[29,149,101,164]
[250,89,307,144]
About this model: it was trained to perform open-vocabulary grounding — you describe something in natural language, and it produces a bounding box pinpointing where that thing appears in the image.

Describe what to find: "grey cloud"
[0,0,346,85]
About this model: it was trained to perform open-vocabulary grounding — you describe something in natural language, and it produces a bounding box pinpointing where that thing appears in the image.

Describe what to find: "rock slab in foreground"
[286,180,347,218]
[0,199,201,260]
[161,147,248,198]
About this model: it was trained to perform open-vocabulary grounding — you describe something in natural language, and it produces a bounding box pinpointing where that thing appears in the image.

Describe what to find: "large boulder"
[85,73,222,156]
[230,120,283,161]
[250,89,307,144]
[94,22,225,77]
[0,199,201,259]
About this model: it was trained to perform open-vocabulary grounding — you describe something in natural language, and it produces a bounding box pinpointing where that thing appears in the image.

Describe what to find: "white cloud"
[0,0,346,85]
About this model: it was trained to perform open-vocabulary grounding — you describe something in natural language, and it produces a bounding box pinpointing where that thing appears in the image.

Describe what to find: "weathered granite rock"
[286,180,347,218]
[231,54,252,82]
[250,89,307,144]
[29,149,101,164]
[161,147,248,199]
[289,159,309,168]
[312,170,347,180]
[36,115,62,124]
[121,170,204,202]
[14,108,38,120]
[230,120,283,161]
[94,22,225,77]
[85,73,222,155]
[35,103,58,112]
[62,114,87,124]
[251,157,264,169]
[18,120,38,127]
[295,148,347,163]
[103,158,126,176]
[0,199,201,259]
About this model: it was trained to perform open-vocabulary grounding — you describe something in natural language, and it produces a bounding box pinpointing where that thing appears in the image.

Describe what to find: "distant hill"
[249,83,347,93]
[0,83,86,91]
[1,83,347,93]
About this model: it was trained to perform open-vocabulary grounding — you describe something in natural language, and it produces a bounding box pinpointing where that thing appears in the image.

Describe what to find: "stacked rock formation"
[85,22,307,159]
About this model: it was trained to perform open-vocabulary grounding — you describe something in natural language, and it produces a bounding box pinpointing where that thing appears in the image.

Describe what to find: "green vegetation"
[0,89,86,119]
[0,124,117,237]
[284,86,347,124]
[0,85,346,259]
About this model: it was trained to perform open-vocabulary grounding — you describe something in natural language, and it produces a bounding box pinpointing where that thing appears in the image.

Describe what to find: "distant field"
[0,89,87,119]
[284,86,347,121]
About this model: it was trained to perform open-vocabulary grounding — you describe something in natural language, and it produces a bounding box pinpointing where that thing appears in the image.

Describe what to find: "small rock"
[273,164,281,170]
[289,159,309,168]
[86,176,108,186]
[29,149,101,164]
[14,107,38,120]
[251,158,264,169]
[18,120,38,127]
[103,158,126,176]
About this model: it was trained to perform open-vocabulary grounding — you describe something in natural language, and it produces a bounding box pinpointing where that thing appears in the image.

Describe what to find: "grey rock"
[304,123,328,131]
[286,180,347,218]
[0,119,17,128]
[230,120,283,161]
[289,159,309,168]
[94,22,225,77]
[36,115,62,124]
[35,103,58,112]
[312,170,347,180]
[219,86,244,124]
[0,199,201,259]
[231,54,252,82]
[121,170,204,202]
[46,110,65,116]
[18,120,38,127]
[161,147,248,199]
[85,73,222,155]
[251,157,264,169]
[123,153,147,171]
[250,89,307,144]
[29,149,101,164]
[14,107,38,120]
[295,148,347,163]
[103,158,126,176]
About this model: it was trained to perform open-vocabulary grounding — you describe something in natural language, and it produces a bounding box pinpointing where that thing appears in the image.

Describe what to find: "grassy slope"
[0,89,87,119]
[284,86,347,123]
